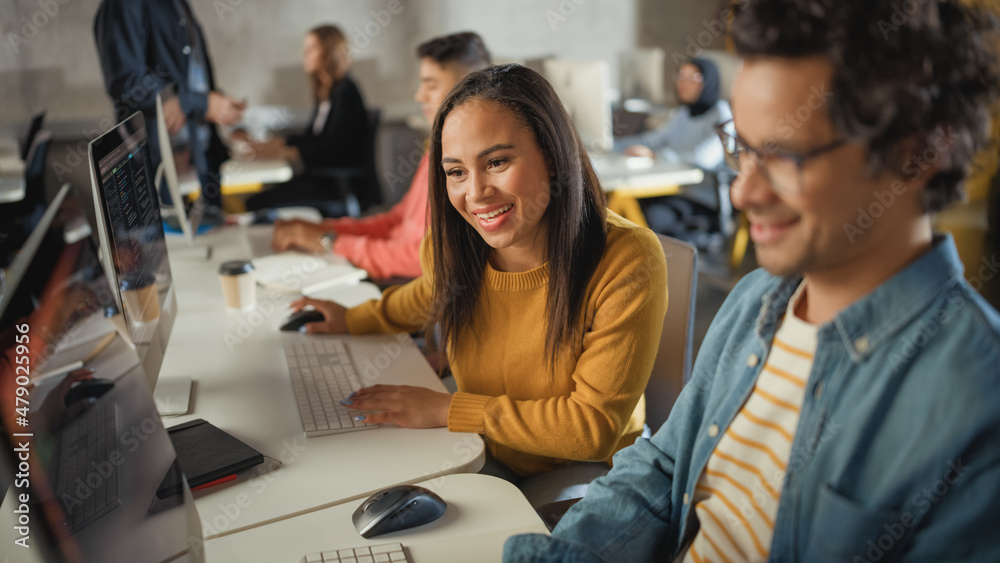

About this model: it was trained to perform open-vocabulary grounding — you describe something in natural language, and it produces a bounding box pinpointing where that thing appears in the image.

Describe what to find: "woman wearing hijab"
[614,57,732,172]
[614,57,733,239]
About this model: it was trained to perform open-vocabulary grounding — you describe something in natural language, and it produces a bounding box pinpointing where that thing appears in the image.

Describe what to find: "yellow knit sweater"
[345,212,667,476]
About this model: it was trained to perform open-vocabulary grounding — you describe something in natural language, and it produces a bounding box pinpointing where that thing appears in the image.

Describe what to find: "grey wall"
[0,0,732,128]
[1,0,651,129]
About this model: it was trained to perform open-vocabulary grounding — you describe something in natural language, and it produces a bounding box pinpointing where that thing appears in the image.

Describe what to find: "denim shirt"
[505,235,1000,562]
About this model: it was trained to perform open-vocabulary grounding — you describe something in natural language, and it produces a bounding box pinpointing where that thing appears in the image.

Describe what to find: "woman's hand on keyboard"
[344,384,450,428]
[289,297,349,334]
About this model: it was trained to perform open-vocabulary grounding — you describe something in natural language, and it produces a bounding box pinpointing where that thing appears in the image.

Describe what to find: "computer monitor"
[542,59,615,153]
[620,48,667,105]
[0,182,203,563]
[87,112,177,389]
[154,85,195,245]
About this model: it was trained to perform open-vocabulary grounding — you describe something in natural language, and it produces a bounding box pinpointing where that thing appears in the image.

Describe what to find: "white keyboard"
[284,340,378,437]
[302,542,410,563]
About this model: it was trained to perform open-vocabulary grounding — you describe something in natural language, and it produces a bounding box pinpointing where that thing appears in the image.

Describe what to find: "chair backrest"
[20,111,45,162]
[646,234,698,431]
[24,130,51,180]
[362,108,382,207]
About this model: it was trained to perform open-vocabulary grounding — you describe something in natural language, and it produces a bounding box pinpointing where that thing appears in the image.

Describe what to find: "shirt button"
[746,354,759,367]
[813,381,824,399]
[183,45,191,55]
[707,424,719,438]
[683,492,690,505]
[854,336,869,354]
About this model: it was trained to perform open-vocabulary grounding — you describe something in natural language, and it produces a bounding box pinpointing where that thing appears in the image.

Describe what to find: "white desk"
[590,154,705,230]
[198,474,548,563]
[178,158,293,196]
[0,138,27,203]
[161,226,485,538]
[592,154,704,192]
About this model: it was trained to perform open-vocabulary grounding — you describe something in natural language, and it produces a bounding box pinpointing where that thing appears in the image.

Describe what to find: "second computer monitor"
[87,111,177,389]
[155,84,195,244]
[620,48,667,105]
[543,59,615,154]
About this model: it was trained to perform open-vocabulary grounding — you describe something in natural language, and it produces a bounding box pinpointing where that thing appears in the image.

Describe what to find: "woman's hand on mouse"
[342,385,451,428]
[289,297,349,334]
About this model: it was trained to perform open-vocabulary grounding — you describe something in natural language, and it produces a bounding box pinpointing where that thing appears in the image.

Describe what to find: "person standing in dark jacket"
[244,25,369,215]
[93,0,245,215]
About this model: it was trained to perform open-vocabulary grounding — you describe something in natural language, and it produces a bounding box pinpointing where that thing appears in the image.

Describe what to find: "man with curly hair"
[504,0,1000,561]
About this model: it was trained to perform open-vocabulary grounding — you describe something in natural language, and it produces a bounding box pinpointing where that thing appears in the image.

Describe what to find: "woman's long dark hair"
[427,64,608,366]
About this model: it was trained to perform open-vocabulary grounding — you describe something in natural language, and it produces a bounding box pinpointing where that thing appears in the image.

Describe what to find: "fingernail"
[354,415,365,422]
[348,392,356,399]
[339,398,352,406]
[299,326,307,334]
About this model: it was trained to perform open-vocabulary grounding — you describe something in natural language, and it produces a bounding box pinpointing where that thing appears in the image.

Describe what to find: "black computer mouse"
[280,309,326,331]
[64,378,115,407]
[352,485,447,538]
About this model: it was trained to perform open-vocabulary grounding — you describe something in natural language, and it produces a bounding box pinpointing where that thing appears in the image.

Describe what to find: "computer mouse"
[352,484,447,538]
[280,309,326,331]
[64,378,115,407]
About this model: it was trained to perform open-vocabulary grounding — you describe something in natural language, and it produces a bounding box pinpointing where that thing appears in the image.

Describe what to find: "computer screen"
[155,85,199,244]
[0,183,202,563]
[620,48,667,105]
[87,112,177,388]
[542,59,614,154]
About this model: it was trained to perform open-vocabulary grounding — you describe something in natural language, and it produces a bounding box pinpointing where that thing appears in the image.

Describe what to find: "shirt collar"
[754,234,965,362]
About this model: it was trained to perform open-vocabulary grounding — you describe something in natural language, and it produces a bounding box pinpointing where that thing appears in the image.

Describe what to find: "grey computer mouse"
[352,485,447,538]
[280,309,325,331]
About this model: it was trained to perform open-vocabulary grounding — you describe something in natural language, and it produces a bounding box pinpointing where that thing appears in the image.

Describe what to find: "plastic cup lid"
[219,260,255,276]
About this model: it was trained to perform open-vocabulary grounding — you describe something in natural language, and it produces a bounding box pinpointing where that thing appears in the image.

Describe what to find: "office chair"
[20,111,46,162]
[24,131,53,186]
[310,109,383,217]
[529,234,699,528]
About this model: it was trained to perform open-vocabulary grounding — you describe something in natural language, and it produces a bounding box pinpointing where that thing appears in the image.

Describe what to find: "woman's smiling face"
[441,98,553,272]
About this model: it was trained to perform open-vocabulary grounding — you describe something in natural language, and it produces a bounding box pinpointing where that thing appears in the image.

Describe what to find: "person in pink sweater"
[271,32,492,280]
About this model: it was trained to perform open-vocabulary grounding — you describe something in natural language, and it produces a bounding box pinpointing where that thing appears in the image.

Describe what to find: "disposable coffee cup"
[219,260,256,311]
[120,274,161,323]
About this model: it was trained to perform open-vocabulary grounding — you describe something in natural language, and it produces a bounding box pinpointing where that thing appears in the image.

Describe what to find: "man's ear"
[894,129,953,185]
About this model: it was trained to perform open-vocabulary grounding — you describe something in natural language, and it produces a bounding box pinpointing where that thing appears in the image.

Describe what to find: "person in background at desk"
[244,25,368,214]
[615,57,733,240]
[289,64,668,506]
[505,0,1000,560]
[270,32,492,280]
[615,57,731,171]
[94,0,246,217]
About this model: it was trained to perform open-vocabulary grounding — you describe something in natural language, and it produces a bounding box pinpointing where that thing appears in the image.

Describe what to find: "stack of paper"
[252,252,367,296]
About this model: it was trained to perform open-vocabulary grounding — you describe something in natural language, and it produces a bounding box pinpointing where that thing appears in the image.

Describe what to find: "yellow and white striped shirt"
[679,283,818,563]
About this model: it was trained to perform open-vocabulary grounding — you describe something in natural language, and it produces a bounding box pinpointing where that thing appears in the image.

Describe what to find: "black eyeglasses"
[714,120,849,195]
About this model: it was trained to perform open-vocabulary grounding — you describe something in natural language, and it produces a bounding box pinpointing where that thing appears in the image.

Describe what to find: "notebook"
[157,419,264,498]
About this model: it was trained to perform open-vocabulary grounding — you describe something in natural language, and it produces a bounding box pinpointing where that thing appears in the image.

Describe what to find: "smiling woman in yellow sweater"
[291,64,667,478]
